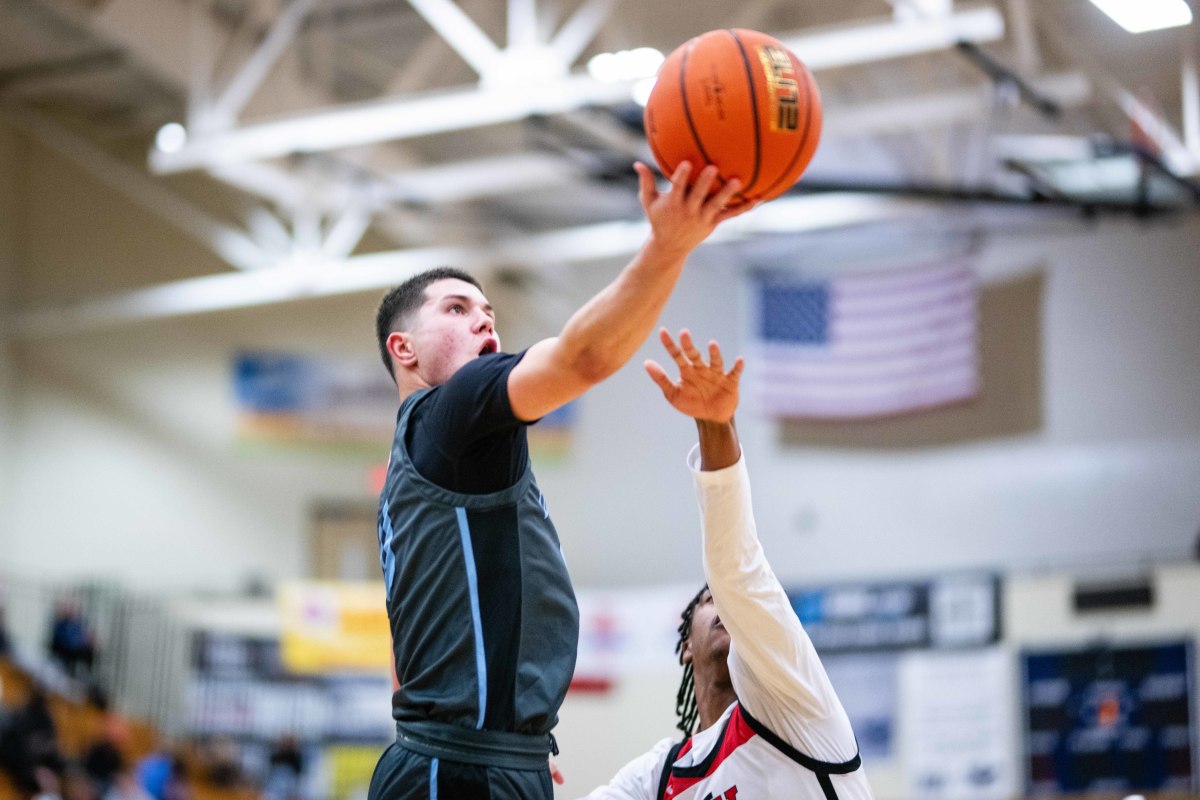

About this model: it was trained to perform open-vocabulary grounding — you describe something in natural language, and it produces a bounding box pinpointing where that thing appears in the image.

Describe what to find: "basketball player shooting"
[369,166,753,800]
[582,329,874,800]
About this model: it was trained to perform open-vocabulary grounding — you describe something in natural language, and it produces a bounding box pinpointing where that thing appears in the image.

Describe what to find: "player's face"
[683,589,731,670]
[410,278,501,385]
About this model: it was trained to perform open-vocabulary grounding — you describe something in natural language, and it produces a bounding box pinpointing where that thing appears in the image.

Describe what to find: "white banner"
[899,647,1017,800]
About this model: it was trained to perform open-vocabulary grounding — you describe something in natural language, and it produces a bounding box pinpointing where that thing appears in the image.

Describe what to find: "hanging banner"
[278,582,392,675]
[233,351,397,448]
[788,574,999,653]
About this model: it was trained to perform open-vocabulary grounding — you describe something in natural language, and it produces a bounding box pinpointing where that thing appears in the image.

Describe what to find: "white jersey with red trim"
[581,449,875,800]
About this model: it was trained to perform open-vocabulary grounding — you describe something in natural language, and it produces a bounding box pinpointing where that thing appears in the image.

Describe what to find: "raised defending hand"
[645,328,744,423]
[634,161,757,258]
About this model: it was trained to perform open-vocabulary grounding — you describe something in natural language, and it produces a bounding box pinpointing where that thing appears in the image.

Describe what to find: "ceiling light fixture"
[154,122,188,153]
[1086,0,1193,33]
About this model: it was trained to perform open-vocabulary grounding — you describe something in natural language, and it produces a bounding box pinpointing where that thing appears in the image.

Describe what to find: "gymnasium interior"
[1,0,1199,798]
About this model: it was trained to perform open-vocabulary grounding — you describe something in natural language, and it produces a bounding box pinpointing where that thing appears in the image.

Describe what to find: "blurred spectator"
[103,771,153,800]
[48,600,98,682]
[263,735,304,800]
[135,749,188,800]
[31,764,63,800]
[0,685,63,794]
[61,761,100,800]
[202,736,243,789]
[83,714,130,796]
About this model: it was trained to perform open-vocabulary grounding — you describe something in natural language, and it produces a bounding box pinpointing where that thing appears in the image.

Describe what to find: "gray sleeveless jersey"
[378,389,580,736]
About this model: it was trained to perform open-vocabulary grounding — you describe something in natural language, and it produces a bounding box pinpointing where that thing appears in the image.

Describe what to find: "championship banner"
[278,582,392,675]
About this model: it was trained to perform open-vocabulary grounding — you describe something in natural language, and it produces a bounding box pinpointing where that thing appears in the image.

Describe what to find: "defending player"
[370,165,752,800]
[583,329,874,800]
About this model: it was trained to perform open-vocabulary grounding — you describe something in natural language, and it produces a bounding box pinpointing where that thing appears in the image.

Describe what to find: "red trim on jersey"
[663,705,756,797]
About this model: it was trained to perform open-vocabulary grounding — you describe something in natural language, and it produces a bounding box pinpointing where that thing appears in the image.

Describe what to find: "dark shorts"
[367,740,554,800]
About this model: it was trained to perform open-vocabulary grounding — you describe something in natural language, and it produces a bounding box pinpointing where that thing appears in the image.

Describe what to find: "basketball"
[644,28,823,204]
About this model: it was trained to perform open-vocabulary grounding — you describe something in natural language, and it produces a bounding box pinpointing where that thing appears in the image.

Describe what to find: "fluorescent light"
[1086,0,1192,33]
[587,47,664,83]
[155,122,187,153]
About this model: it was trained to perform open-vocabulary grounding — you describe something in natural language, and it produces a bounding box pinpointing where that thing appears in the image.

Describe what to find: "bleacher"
[0,657,254,800]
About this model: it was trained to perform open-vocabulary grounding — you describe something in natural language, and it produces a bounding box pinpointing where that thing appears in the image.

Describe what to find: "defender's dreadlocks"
[674,584,709,737]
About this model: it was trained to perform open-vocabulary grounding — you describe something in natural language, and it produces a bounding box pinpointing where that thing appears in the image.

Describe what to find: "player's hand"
[645,328,743,423]
[549,759,565,785]
[634,161,757,258]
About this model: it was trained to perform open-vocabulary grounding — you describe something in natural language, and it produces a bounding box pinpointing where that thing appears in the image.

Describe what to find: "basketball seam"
[679,40,714,168]
[756,60,817,200]
[727,29,762,196]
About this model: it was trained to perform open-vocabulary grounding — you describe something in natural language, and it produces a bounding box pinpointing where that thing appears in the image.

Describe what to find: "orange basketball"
[644,29,822,204]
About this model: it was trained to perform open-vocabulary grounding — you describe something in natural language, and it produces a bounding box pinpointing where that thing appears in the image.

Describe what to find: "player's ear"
[681,638,694,666]
[388,331,416,368]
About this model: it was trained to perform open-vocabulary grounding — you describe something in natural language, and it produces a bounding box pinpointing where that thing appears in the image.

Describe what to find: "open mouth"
[479,340,498,355]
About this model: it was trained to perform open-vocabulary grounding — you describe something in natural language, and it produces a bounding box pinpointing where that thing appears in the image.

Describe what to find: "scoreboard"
[1022,640,1196,793]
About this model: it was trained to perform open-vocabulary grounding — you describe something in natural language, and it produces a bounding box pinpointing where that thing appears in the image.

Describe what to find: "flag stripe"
[748,340,977,383]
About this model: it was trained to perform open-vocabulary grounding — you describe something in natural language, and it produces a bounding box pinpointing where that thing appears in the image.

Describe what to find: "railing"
[0,572,189,737]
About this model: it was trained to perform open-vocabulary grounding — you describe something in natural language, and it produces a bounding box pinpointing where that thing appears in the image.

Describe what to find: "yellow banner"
[278,582,391,674]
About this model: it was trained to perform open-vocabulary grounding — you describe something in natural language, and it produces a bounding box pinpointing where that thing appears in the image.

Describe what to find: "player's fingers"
[669,161,693,197]
[659,328,689,368]
[689,166,720,210]
[679,329,703,365]
[729,356,745,381]
[709,176,743,211]
[708,340,724,371]
[714,198,757,225]
[634,161,657,208]
[644,360,677,394]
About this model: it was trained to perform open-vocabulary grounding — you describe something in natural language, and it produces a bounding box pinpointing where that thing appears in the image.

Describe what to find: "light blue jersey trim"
[455,507,488,729]
[429,757,438,799]
[378,498,397,594]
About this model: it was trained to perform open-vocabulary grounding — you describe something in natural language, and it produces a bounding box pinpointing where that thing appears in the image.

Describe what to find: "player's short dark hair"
[375,267,483,381]
[674,584,709,737]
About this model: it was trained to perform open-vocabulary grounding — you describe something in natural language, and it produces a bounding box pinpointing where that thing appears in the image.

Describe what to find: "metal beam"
[210,0,319,124]
[821,72,1090,137]
[149,6,1006,174]
[149,74,635,172]
[549,0,616,65]
[7,194,931,338]
[205,73,1090,214]
[405,0,504,76]
[780,6,1004,70]
[321,206,373,258]
[508,0,538,49]
[4,107,267,272]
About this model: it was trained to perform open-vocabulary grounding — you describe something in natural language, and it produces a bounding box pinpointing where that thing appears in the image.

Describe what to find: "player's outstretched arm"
[648,330,848,725]
[507,163,755,422]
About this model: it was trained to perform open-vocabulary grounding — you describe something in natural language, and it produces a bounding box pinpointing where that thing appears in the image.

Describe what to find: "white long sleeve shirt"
[582,448,874,800]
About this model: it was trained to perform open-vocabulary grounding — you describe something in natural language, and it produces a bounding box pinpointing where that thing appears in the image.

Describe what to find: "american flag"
[747,262,980,419]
